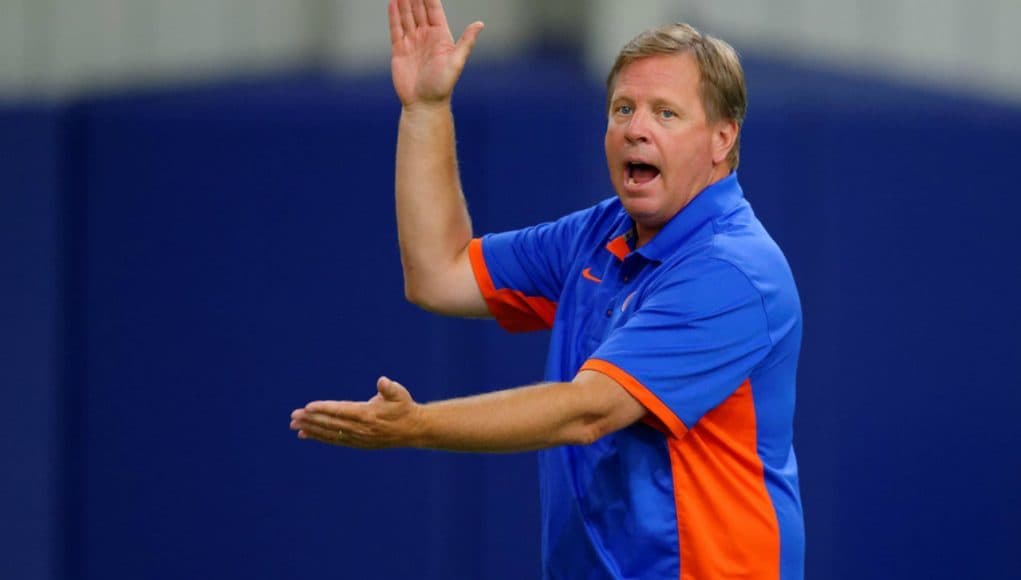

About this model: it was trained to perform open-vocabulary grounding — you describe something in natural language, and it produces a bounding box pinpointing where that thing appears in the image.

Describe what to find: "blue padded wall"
[57,65,601,580]
[0,104,63,580]
[3,56,1020,580]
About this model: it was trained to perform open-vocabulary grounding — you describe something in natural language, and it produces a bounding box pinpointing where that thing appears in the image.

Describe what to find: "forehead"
[611,53,701,101]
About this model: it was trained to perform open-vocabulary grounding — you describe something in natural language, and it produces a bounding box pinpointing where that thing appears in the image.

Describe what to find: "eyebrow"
[650,97,682,110]
[609,94,683,110]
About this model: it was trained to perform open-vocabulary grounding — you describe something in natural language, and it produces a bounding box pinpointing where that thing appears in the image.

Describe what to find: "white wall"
[323,0,534,71]
[0,0,1018,103]
[0,0,324,96]
[686,0,1021,102]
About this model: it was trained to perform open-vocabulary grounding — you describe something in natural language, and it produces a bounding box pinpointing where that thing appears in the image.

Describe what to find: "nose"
[624,110,650,144]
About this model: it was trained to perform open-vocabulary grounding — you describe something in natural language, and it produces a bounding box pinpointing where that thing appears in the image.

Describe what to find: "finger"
[297,422,347,445]
[377,376,408,401]
[300,422,379,449]
[294,410,357,432]
[292,412,356,435]
[423,0,448,28]
[289,408,312,431]
[455,21,485,62]
[387,0,403,45]
[305,400,363,417]
[289,409,304,431]
[397,0,416,37]
[293,420,351,441]
[411,0,428,30]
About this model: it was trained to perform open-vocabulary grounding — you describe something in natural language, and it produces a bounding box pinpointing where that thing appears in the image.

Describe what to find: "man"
[290,0,804,578]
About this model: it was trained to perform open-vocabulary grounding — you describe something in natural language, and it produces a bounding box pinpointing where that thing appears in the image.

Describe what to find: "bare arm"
[389,0,488,316]
[289,371,648,453]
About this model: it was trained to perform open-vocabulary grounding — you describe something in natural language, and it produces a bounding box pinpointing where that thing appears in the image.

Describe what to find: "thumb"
[377,376,408,402]
[454,21,485,63]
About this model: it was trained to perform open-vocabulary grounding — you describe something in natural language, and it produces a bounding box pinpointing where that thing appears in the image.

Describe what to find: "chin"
[618,194,666,224]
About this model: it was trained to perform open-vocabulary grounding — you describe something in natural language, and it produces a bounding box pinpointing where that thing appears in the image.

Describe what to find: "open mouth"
[626,162,661,186]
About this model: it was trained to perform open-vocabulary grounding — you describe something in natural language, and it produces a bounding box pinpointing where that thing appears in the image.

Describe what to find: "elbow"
[556,383,624,447]
[571,426,600,447]
[401,264,444,311]
[563,418,612,447]
[403,282,423,307]
[403,283,431,310]
[403,282,445,314]
[558,373,647,447]
[400,261,429,308]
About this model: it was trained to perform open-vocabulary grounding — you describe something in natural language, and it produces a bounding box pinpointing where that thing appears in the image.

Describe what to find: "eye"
[615,104,633,116]
[659,109,676,119]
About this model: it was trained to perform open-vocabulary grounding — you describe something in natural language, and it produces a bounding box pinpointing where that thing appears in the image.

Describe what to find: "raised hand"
[290,377,423,449]
[388,0,484,107]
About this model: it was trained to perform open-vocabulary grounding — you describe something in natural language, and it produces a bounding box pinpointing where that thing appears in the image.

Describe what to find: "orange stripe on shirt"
[468,238,557,333]
[670,379,780,579]
[579,358,688,439]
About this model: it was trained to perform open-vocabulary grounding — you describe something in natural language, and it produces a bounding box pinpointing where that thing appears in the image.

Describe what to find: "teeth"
[627,177,637,185]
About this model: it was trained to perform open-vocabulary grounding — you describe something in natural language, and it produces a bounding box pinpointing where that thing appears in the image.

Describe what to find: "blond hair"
[607,24,747,169]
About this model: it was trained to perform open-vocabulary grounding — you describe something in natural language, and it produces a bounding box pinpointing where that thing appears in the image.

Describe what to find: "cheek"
[604,131,621,168]
[665,135,712,170]
[604,126,619,147]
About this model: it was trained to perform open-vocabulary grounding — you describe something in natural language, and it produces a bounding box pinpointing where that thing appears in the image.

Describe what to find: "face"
[605,53,734,241]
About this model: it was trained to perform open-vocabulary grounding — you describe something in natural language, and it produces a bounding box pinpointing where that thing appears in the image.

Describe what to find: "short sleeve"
[581,258,772,437]
[469,204,603,333]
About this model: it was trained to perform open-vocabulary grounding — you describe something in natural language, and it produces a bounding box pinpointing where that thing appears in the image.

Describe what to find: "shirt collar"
[603,172,745,263]
[632,172,745,263]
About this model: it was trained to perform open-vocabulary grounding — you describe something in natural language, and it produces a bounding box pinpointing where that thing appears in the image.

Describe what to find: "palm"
[393,26,458,104]
[388,0,483,106]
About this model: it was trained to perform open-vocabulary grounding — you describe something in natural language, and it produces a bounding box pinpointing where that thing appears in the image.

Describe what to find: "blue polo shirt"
[468,173,804,580]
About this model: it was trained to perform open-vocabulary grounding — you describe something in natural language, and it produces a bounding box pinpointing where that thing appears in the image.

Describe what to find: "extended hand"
[389,0,484,107]
[290,377,423,449]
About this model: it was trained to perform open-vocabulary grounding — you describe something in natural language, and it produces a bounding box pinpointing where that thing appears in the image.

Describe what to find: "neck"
[634,164,730,248]
[634,224,657,249]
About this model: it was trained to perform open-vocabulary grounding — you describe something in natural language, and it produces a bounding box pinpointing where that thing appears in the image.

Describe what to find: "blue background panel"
[2,57,1020,579]
[0,105,63,580]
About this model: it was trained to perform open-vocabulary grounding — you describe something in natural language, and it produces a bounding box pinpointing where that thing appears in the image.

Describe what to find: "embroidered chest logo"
[582,268,602,283]
[621,291,637,312]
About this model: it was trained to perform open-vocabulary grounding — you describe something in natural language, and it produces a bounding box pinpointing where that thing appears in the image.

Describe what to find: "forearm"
[412,382,603,453]
[395,103,474,302]
[292,371,646,452]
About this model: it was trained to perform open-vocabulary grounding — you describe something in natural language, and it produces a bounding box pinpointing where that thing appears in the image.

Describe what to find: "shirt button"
[605,309,612,317]
[623,275,630,282]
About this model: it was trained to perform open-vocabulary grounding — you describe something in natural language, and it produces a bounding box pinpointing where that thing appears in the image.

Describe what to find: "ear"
[711,118,739,166]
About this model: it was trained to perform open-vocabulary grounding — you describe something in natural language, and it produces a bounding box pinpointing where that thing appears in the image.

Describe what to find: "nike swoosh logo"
[582,268,602,283]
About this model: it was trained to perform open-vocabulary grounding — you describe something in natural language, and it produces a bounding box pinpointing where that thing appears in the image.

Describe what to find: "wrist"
[401,99,452,117]
[406,402,431,449]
